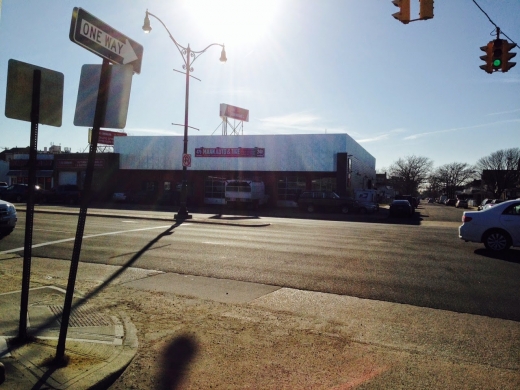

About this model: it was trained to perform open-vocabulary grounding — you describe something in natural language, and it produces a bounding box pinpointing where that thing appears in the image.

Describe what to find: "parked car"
[477,198,495,211]
[45,184,81,204]
[0,184,46,203]
[0,199,17,236]
[459,199,520,251]
[394,195,417,212]
[482,199,504,210]
[354,189,379,214]
[0,182,8,190]
[389,199,413,217]
[112,192,128,202]
[455,199,469,209]
[112,190,158,204]
[445,198,457,206]
[297,191,358,214]
[428,198,435,203]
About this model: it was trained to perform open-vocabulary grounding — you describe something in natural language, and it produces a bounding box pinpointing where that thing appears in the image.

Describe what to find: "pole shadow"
[157,334,198,390]
[8,221,183,358]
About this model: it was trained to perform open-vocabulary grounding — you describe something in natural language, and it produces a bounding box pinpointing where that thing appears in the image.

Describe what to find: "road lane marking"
[0,225,172,254]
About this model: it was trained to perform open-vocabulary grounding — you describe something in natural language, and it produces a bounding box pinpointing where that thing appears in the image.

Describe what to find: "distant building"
[114,133,376,206]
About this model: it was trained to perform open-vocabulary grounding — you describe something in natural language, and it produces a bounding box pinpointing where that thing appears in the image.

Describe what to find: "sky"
[0,0,519,171]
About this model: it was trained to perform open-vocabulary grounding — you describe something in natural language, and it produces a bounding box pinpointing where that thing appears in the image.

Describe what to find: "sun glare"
[181,0,280,45]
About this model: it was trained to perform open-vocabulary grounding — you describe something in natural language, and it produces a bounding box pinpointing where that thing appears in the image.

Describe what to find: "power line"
[471,0,517,45]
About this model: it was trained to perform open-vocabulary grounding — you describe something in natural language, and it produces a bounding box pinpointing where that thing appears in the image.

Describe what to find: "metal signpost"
[56,8,142,361]
[5,59,64,340]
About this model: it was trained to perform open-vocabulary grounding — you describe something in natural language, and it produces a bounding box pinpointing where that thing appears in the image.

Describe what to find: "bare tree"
[476,148,520,198]
[388,155,433,195]
[431,162,476,198]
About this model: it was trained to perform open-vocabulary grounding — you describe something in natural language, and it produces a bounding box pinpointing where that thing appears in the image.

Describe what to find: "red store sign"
[194,147,265,158]
[10,159,53,168]
[56,159,105,169]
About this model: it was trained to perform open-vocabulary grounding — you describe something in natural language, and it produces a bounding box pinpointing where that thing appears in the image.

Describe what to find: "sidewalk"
[1,206,518,389]
[0,286,138,390]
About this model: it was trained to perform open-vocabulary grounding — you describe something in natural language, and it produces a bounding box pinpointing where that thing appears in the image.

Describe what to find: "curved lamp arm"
[143,10,226,70]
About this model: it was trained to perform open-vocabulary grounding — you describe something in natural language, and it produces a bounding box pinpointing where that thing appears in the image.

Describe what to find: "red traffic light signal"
[392,0,410,24]
[501,41,517,73]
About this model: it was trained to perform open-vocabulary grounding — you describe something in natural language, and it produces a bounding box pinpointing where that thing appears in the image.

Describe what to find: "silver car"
[459,200,520,251]
[0,199,17,236]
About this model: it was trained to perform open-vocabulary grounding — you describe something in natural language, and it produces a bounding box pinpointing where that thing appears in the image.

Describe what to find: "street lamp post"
[143,10,227,220]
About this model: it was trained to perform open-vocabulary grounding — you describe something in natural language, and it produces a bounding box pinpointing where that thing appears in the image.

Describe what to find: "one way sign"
[70,8,143,74]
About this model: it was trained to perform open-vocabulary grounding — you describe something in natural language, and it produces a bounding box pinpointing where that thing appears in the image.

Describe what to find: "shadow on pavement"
[10,221,183,361]
[157,335,198,390]
[474,248,520,264]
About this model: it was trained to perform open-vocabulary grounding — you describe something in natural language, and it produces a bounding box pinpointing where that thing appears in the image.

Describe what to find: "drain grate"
[48,305,111,327]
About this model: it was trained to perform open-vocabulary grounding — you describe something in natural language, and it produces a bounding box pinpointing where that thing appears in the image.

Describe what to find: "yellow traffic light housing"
[491,39,504,72]
[480,41,493,74]
[501,41,517,73]
[419,0,434,20]
[392,0,410,24]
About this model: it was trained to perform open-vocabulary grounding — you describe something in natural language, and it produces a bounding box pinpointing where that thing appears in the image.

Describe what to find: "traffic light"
[501,41,517,73]
[480,41,493,74]
[419,0,434,20]
[392,0,410,24]
[491,39,504,72]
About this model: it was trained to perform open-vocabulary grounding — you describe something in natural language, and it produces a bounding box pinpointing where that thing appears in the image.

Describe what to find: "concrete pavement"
[1,205,518,388]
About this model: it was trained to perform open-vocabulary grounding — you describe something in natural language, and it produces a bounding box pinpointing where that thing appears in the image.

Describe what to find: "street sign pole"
[18,69,41,340]
[55,8,142,361]
[56,58,110,361]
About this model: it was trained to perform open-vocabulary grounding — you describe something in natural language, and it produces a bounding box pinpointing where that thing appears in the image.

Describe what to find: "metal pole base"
[174,207,192,220]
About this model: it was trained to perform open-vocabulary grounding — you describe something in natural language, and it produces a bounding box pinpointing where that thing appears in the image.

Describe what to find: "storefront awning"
[6,170,54,178]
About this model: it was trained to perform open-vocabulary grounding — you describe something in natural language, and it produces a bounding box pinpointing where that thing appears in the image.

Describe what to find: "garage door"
[59,171,77,185]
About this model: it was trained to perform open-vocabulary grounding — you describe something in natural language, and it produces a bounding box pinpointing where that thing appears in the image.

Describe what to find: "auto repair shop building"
[113,133,376,206]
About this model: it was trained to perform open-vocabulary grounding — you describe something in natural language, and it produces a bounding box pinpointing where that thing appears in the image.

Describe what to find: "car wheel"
[341,205,349,214]
[483,230,511,252]
[307,204,315,213]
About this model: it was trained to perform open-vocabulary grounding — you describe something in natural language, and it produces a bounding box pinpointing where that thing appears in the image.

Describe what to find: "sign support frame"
[55,58,111,361]
[17,70,41,340]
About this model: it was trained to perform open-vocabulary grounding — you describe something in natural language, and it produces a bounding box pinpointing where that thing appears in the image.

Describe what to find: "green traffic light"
[493,59,502,67]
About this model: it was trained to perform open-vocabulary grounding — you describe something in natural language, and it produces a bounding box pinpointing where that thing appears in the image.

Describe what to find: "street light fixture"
[143,10,227,220]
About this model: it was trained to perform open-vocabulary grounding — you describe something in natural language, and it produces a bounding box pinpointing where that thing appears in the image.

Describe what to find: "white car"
[0,199,17,236]
[459,199,520,251]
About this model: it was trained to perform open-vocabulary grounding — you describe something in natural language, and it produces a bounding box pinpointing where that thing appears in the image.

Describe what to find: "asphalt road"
[1,203,519,321]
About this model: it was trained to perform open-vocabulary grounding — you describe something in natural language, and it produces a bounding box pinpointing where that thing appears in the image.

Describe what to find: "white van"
[354,189,379,214]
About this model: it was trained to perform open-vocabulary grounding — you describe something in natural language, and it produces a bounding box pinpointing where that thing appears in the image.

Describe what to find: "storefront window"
[205,177,226,199]
[312,177,336,192]
[144,181,157,192]
[278,176,306,201]
[164,181,171,191]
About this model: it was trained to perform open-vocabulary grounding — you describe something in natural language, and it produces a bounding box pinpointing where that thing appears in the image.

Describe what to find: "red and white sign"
[182,154,192,167]
[56,159,105,169]
[220,103,249,122]
[88,129,127,145]
[195,147,265,158]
